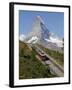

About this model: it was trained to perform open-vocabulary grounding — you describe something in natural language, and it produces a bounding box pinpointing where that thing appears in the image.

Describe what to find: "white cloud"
[19,34,26,41]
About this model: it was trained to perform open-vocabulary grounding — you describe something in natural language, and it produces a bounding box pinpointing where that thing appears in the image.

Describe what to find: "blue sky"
[19,10,64,38]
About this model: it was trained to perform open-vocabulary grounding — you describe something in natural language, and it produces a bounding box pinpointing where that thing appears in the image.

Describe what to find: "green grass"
[37,44,64,67]
[19,41,57,79]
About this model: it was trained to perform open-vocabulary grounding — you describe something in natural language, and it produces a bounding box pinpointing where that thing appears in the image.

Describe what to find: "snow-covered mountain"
[20,16,63,50]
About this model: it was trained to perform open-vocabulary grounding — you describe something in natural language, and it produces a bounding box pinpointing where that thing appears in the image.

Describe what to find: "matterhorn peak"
[27,15,50,42]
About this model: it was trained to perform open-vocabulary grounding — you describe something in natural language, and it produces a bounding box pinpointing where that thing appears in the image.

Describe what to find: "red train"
[38,51,49,61]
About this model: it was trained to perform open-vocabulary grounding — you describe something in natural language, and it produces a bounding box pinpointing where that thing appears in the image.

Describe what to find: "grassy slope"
[37,44,64,67]
[19,41,56,79]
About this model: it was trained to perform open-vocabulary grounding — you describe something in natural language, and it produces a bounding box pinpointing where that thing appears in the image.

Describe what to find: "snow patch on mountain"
[27,36,38,44]
[44,37,63,47]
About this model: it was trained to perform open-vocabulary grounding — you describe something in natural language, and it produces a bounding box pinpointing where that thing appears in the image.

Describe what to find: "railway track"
[33,45,64,77]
